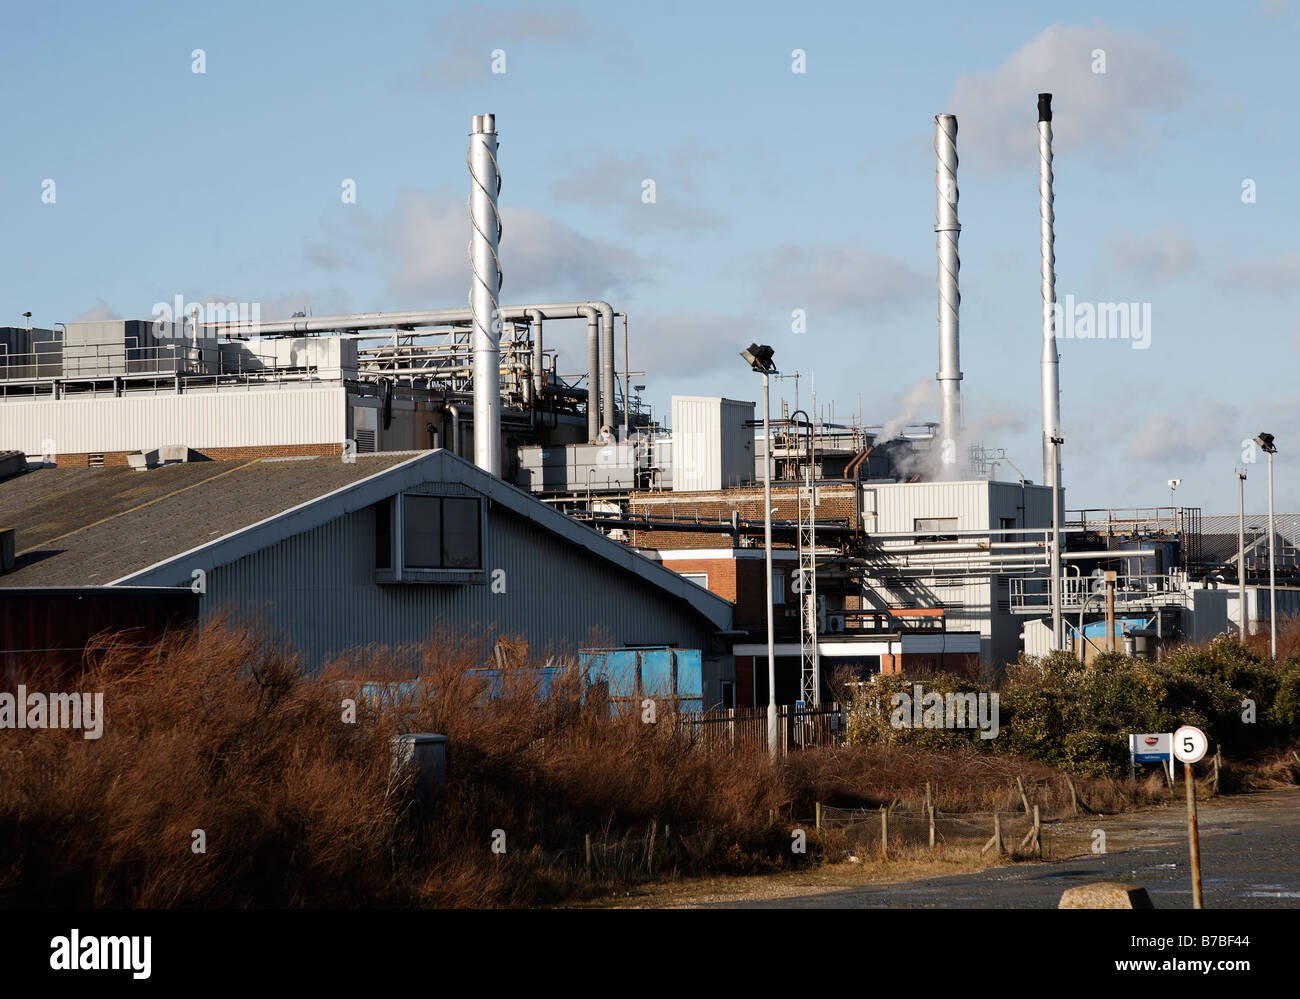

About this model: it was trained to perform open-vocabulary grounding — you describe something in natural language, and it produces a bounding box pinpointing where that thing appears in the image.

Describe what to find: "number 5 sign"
[1173,725,1208,764]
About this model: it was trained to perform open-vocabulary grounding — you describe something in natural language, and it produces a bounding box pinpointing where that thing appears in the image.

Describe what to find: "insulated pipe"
[1038,94,1062,492]
[446,404,466,458]
[526,308,544,395]
[598,302,615,431]
[204,299,614,433]
[935,113,962,477]
[581,306,600,440]
[469,113,503,476]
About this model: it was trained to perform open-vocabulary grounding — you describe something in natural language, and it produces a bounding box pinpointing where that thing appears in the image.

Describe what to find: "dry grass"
[0,621,1215,908]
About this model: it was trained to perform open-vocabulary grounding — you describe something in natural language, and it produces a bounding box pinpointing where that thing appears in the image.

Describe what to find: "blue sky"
[3,0,1298,514]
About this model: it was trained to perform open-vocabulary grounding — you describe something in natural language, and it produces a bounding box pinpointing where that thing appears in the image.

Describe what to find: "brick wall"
[629,483,858,549]
[54,443,346,467]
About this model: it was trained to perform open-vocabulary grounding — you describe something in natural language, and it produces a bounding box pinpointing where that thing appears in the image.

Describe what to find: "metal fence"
[679,703,845,753]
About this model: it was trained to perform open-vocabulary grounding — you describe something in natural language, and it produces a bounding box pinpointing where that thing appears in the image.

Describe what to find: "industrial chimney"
[1038,94,1062,492]
[934,113,962,479]
[469,113,503,476]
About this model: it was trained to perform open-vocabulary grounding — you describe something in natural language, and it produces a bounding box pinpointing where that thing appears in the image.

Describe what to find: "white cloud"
[751,243,926,317]
[70,300,121,322]
[550,146,728,232]
[404,8,597,86]
[307,188,642,306]
[945,24,1193,173]
[1105,223,1201,283]
[1216,252,1300,297]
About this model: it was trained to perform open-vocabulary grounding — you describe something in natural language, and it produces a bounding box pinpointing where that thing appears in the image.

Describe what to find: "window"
[772,570,786,605]
[1000,516,1016,544]
[403,494,482,570]
[914,517,958,542]
[376,492,485,582]
[681,572,709,590]
[914,517,958,532]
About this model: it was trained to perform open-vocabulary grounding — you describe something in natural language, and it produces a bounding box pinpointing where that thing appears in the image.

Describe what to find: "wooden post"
[928,803,936,849]
[1065,774,1081,816]
[981,812,1005,857]
[880,806,889,859]
[1212,751,1221,795]
[925,781,933,816]
[815,801,822,830]
[585,833,592,873]
[647,820,657,875]
[1186,761,1203,909]
[1019,804,1042,858]
[1016,776,1032,815]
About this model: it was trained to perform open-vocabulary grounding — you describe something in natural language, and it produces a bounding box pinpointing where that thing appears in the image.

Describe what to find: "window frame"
[374,488,487,585]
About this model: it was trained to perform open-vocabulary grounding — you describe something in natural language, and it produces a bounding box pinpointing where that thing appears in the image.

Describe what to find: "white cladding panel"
[866,480,991,533]
[0,384,348,456]
[671,395,754,492]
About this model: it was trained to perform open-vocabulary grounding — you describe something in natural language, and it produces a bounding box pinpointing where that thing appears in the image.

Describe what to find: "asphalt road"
[712,790,1300,909]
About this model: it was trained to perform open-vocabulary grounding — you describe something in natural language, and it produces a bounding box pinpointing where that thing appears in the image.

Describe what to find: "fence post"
[1212,748,1221,795]
[1065,774,1081,816]
[815,801,822,830]
[1016,776,1032,815]
[982,813,1004,856]
[880,807,889,859]
[585,833,592,873]
[929,803,936,849]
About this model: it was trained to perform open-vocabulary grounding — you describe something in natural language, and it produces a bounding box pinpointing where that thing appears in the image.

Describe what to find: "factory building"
[0,450,734,702]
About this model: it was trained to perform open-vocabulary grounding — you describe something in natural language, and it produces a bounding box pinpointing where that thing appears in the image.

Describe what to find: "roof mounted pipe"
[469,112,502,476]
[935,113,962,480]
[1038,93,1062,492]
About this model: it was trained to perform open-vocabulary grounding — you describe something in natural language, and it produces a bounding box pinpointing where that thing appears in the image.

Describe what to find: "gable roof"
[0,450,733,630]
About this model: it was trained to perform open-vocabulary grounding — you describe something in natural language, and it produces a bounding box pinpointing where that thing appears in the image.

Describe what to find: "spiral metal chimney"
[1038,94,1062,491]
[469,113,503,476]
[935,113,962,478]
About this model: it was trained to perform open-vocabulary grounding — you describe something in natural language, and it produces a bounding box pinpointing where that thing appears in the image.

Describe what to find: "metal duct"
[207,300,614,440]
[469,113,503,476]
[1038,93,1062,490]
[527,308,544,396]
[598,302,615,432]
[582,306,601,440]
[935,113,962,478]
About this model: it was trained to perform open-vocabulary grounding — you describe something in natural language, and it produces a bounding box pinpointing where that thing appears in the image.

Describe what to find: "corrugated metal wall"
[1,384,347,455]
[203,500,717,677]
[868,480,990,533]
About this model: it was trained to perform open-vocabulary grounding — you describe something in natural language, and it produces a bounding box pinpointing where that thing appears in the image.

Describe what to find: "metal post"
[1038,94,1063,496]
[763,372,778,760]
[1237,468,1247,641]
[1186,760,1203,909]
[1267,450,1277,661]
[1051,436,1063,650]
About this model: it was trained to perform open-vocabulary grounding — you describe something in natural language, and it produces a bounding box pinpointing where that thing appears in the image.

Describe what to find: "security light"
[740,343,776,374]
[1255,432,1277,454]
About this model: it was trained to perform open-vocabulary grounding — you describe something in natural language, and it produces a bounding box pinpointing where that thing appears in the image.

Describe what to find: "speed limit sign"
[1173,725,1208,764]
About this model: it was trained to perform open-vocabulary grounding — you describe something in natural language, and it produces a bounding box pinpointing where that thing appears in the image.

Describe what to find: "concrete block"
[1059,882,1154,909]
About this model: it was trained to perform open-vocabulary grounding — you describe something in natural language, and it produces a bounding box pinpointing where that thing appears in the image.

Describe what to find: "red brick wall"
[628,483,858,549]
[54,443,345,467]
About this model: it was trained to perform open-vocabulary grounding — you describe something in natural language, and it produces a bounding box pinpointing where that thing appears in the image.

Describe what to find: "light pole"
[1255,433,1278,660]
[1236,467,1247,641]
[1050,435,1064,650]
[1168,477,1181,511]
[742,343,780,760]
